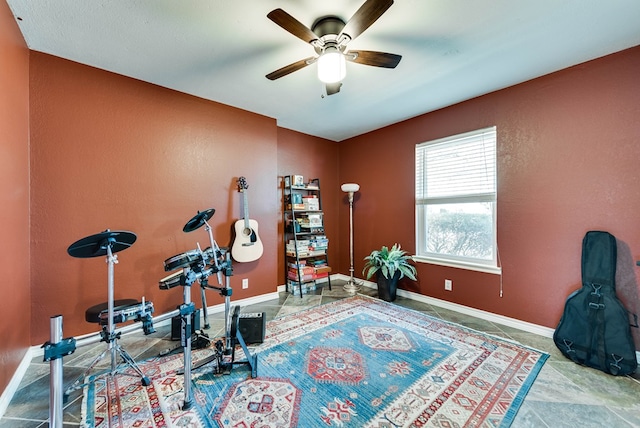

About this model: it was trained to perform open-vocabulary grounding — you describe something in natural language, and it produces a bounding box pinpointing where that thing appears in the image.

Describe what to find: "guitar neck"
[243,189,250,227]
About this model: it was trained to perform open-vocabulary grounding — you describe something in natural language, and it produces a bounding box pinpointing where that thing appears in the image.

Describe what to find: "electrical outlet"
[444,279,453,291]
[242,278,249,289]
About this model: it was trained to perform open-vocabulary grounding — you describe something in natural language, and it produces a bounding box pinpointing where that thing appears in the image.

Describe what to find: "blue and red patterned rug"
[82,295,548,427]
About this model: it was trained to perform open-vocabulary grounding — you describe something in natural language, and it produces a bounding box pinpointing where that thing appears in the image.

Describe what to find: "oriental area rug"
[82,295,548,427]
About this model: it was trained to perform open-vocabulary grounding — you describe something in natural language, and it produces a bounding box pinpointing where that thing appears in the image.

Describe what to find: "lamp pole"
[341,183,360,293]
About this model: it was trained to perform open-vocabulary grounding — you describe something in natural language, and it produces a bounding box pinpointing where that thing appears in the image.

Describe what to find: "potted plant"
[362,243,417,302]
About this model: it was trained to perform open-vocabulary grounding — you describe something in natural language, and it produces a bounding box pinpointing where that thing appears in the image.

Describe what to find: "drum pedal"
[221,349,233,375]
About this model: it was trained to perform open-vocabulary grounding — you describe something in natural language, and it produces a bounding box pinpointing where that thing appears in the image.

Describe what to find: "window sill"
[413,256,502,275]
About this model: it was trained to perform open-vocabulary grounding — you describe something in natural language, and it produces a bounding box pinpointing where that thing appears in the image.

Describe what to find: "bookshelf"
[283,175,332,296]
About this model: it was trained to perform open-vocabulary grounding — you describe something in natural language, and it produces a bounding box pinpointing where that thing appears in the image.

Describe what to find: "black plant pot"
[376,271,401,302]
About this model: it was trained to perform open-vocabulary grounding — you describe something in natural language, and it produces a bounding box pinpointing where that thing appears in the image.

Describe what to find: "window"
[415,127,499,273]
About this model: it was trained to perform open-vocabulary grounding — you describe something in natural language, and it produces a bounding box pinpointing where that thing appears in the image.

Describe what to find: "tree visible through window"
[415,127,497,269]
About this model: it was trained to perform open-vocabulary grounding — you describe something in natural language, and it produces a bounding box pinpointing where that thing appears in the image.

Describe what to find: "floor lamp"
[341,183,360,293]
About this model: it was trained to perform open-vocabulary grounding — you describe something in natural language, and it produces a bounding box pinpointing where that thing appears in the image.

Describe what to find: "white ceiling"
[6,0,640,141]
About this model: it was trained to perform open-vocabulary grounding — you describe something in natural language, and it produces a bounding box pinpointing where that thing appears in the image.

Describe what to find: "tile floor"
[1,279,639,427]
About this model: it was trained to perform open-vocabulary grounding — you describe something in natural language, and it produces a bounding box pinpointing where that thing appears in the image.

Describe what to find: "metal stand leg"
[64,327,151,397]
[200,285,210,329]
[49,316,64,428]
[117,346,150,381]
[181,273,195,410]
[64,346,108,396]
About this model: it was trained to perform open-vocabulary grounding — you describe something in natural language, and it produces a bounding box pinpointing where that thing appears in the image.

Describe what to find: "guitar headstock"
[237,176,248,192]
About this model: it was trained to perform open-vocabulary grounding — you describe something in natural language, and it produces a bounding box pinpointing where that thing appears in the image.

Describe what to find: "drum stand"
[179,251,257,377]
[172,209,257,384]
[178,266,197,410]
[64,231,150,397]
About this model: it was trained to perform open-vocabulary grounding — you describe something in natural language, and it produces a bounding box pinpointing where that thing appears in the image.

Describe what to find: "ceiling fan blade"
[347,50,401,68]
[266,57,316,80]
[326,82,342,96]
[340,0,394,42]
[268,9,318,44]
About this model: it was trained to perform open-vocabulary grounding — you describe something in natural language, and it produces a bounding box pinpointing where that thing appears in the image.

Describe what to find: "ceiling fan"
[266,0,402,95]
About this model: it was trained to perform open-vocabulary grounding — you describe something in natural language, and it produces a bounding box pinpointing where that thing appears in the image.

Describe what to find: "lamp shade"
[317,46,346,84]
[341,183,360,193]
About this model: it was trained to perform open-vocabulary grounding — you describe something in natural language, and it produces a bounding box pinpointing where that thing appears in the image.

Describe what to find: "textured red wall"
[29,53,280,343]
[339,46,640,338]
[0,0,30,397]
[276,128,340,287]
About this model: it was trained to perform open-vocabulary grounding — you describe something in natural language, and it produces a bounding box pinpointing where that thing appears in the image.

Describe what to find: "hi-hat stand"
[63,230,150,397]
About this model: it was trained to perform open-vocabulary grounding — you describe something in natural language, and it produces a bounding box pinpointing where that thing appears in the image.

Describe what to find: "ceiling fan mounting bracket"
[311,16,346,38]
[311,17,351,55]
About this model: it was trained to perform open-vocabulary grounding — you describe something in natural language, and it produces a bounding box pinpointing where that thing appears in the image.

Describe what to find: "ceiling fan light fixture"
[317,46,346,84]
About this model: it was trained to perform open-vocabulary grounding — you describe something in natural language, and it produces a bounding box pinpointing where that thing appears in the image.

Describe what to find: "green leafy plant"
[362,243,417,281]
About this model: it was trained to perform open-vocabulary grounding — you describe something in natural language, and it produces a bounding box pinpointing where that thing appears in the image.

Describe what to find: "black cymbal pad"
[183,208,215,233]
[67,230,137,258]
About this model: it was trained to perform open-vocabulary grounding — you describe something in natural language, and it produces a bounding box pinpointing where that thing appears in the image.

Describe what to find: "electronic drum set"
[44,208,257,428]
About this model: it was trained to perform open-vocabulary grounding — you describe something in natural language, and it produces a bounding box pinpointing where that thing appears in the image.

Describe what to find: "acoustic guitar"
[231,177,264,262]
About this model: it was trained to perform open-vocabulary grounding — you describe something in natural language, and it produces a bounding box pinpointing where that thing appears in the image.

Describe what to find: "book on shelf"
[287,272,315,281]
[287,251,308,257]
[288,266,315,275]
[302,196,319,210]
[307,214,322,227]
[297,218,311,228]
[290,284,317,296]
[286,203,306,210]
[287,271,329,281]
[288,239,310,246]
[286,243,310,250]
[286,247,311,254]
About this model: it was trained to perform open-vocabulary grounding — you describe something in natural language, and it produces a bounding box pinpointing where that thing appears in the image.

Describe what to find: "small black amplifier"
[237,312,266,344]
[171,309,201,341]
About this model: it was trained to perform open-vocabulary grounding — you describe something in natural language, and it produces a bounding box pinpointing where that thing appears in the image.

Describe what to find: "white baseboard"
[0,346,34,419]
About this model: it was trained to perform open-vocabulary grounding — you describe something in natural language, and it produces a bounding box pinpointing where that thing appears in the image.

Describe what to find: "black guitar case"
[553,231,637,375]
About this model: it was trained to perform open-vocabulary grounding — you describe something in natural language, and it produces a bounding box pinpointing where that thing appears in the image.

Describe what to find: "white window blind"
[416,127,496,203]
